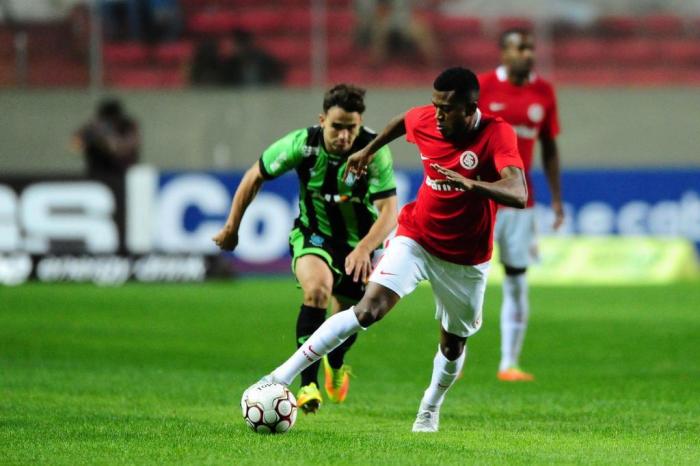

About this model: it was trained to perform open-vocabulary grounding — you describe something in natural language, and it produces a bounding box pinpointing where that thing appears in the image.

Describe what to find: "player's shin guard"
[500,273,529,371]
[271,308,365,386]
[296,305,326,387]
[326,332,358,369]
[420,344,466,410]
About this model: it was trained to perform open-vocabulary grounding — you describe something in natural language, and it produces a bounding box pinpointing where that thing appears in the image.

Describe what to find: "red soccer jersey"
[478,67,560,207]
[396,105,524,265]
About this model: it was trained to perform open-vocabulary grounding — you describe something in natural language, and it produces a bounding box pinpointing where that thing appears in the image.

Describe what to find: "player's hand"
[212,226,239,251]
[343,148,371,183]
[551,199,565,231]
[345,245,372,283]
[431,163,474,191]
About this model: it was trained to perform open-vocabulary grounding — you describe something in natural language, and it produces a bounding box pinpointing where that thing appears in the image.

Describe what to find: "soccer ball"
[241,382,297,434]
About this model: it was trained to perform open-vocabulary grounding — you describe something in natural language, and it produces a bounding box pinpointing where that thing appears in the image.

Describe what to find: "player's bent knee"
[302,284,332,308]
[353,296,389,327]
[440,343,465,361]
[353,306,378,327]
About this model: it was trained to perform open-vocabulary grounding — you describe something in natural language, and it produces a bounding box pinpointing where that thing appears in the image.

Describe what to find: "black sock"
[327,332,357,369]
[296,304,326,387]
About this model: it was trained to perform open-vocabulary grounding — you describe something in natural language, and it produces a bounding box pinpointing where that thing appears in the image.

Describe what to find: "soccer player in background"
[259,67,527,432]
[478,29,564,382]
[213,84,398,414]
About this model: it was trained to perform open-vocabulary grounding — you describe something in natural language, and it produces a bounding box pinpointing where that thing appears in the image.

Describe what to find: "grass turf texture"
[1,280,699,465]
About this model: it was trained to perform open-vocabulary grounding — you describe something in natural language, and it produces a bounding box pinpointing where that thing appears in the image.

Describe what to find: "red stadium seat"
[327,10,357,36]
[108,66,186,89]
[187,10,238,35]
[0,27,14,59]
[258,37,311,64]
[284,65,311,86]
[596,15,640,36]
[27,58,88,87]
[103,42,150,65]
[153,41,195,65]
[553,38,607,66]
[606,38,660,66]
[327,65,371,85]
[497,16,534,32]
[641,14,686,37]
[450,38,500,69]
[327,41,359,66]
[234,10,288,34]
[431,15,483,37]
[661,39,700,66]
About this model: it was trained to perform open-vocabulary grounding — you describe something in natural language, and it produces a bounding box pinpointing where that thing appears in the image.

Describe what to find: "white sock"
[419,344,466,411]
[270,308,364,385]
[499,273,529,371]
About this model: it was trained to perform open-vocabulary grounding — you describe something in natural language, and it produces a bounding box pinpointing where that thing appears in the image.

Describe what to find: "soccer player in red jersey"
[478,29,564,382]
[258,67,527,432]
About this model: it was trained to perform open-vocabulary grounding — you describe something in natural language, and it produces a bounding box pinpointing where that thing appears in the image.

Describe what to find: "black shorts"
[289,226,371,302]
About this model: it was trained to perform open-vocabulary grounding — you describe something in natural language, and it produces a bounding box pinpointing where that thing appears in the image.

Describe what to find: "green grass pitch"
[2,280,699,464]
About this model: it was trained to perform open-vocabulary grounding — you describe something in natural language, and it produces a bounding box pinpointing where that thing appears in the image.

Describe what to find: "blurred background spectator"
[190,28,284,86]
[142,0,182,43]
[72,97,140,180]
[355,0,440,66]
[100,0,181,42]
[100,0,142,41]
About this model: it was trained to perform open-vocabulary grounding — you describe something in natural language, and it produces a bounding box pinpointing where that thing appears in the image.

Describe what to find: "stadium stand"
[1,0,699,88]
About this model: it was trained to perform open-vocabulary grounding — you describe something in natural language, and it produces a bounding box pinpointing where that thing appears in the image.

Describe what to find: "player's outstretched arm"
[212,162,265,251]
[541,136,564,229]
[344,113,406,181]
[345,195,398,283]
[431,164,528,208]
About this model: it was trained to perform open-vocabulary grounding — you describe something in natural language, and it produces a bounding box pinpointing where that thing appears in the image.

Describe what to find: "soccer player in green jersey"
[213,84,398,414]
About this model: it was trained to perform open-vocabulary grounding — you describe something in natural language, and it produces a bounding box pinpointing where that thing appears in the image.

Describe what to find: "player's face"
[320,106,362,155]
[431,90,475,139]
[502,32,535,77]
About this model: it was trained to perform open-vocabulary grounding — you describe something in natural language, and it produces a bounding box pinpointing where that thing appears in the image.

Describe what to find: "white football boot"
[412,408,440,432]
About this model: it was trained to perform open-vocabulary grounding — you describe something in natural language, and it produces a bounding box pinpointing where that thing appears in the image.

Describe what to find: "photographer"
[73,98,140,180]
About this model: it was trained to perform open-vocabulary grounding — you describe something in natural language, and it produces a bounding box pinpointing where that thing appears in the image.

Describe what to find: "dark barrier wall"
[1,87,700,174]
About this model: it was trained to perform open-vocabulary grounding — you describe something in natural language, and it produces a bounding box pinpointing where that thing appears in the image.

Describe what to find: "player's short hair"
[323,84,366,114]
[499,28,532,49]
[433,67,479,104]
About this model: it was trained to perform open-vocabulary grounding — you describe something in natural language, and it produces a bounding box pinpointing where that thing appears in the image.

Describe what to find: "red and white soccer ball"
[241,382,297,434]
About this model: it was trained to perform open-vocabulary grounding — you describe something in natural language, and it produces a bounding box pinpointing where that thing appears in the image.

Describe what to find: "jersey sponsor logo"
[489,102,506,112]
[378,270,397,276]
[425,175,465,192]
[316,192,355,204]
[460,151,479,170]
[419,153,430,161]
[302,145,319,158]
[513,125,538,140]
[527,103,545,123]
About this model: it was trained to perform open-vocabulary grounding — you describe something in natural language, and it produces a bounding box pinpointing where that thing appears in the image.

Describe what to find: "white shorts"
[369,236,490,338]
[494,207,537,269]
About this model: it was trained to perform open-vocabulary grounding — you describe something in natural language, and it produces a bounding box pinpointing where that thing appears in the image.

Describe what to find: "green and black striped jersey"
[259,126,397,247]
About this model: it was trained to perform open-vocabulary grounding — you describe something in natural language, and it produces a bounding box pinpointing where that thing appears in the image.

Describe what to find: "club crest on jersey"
[460,151,479,170]
[527,103,544,123]
[309,234,325,247]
